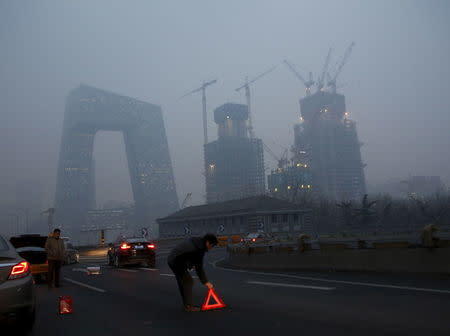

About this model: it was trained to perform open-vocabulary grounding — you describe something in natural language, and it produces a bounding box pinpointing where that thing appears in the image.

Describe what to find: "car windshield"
[125,238,148,244]
[246,233,259,239]
[0,236,9,251]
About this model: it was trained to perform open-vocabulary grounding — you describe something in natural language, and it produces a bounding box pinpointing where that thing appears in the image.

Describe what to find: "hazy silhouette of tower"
[54,85,178,240]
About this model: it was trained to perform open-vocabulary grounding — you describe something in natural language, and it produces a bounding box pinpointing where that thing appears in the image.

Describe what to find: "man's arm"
[194,262,208,284]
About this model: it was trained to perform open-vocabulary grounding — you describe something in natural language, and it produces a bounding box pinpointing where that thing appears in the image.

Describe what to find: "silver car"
[0,234,36,330]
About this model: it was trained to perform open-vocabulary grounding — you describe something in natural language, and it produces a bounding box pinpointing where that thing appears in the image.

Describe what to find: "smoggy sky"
[1,0,449,207]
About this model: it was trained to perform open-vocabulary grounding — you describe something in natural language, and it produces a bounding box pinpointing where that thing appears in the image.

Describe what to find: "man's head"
[204,233,218,250]
[53,228,61,239]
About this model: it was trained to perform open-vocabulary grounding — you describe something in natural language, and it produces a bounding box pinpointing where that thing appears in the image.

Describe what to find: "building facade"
[267,164,313,202]
[158,196,313,238]
[204,103,265,203]
[54,85,179,241]
[293,91,366,201]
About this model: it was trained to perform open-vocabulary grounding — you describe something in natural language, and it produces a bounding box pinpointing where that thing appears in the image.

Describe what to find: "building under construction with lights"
[204,103,265,203]
[293,90,366,201]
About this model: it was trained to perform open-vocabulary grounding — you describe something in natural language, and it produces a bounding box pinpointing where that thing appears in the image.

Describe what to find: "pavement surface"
[17,246,450,335]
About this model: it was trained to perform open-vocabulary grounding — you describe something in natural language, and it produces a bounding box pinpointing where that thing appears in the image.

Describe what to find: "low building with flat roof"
[157,195,313,238]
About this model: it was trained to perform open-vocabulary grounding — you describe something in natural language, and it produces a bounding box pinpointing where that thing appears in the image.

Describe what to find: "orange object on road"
[201,288,226,311]
[59,296,74,314]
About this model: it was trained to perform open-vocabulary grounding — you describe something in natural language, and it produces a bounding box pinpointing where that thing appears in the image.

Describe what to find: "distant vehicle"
[242,232,274,244]
[61,237,79,265]
[9,234,48,281]
[0,234,36,330]
[107,237,156,268]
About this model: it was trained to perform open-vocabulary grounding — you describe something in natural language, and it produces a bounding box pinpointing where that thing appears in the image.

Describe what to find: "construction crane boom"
[317,48,332,91]
[328,42,355,93]
[178,79,217,145]
[263,142,288,169]
[283,60,315,95]
[181,192,192,208]
[235,66,276,139]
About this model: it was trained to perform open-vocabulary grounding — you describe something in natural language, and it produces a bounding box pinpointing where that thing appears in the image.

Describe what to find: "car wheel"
[114,255,121,268]
[147,258,155,268]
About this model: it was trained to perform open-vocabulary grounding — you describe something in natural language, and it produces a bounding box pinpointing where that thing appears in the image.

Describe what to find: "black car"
[107,238,156,268]
[0,234,36,330]
[62,237,79,265]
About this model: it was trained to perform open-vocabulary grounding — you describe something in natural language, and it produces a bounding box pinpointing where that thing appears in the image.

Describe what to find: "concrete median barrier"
[226,245,450,274]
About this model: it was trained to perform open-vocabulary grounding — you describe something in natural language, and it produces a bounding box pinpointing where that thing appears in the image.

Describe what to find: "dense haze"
[1,0,449,210]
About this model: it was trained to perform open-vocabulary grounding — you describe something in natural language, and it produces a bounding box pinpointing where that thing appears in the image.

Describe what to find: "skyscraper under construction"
[293,90,366,201]
[204,103,265,203]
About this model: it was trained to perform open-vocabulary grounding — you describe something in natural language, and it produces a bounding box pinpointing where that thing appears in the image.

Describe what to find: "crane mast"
[235,66,276,138]
[328,42,355,93]
[179,79,217,145]
[317,48,332,91]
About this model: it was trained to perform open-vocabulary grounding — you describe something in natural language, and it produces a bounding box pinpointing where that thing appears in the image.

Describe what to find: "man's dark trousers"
[169,263,193,307]
[48,260,62,287]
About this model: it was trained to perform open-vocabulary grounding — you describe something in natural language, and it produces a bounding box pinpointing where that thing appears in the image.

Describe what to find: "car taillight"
[120,243,131,250]
[8,261,30,280]
[147,244,155,249]
[252,238,256,242]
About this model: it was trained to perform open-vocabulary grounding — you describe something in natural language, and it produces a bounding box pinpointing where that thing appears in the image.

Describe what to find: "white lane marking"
[139,268,159,271]
[211,259,450,295]
[64,277,106,293]
[248,281,335,291]
[118,269,139,273]
[160,273,198,279]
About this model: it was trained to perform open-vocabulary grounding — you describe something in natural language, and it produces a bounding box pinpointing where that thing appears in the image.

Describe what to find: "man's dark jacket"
[168,237,208,284]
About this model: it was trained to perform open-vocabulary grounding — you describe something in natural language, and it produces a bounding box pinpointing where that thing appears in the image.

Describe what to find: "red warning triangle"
[201,288,226,311]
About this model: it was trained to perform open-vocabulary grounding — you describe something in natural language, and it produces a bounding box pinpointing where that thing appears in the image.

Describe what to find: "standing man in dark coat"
[45,228,66,288]
[168,233,218,312]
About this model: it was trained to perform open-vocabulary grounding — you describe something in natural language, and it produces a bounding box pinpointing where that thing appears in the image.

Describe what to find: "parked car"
[107,237,156,268]
[9,234,48,282]
[62,237,79,265]
[242,232,274,244]
[0,234,36,330]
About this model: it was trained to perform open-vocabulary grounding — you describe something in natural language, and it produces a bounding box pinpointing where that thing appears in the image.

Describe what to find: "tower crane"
[327,42,355,93]
[235,66,276,138]
[179,79,218,145]
[283,60,315,96]
[181,192,192,208]
[263,142,289,170]
[317,48,332,91]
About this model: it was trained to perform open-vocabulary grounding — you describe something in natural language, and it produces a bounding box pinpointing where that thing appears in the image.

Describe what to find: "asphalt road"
[23,247,450,336]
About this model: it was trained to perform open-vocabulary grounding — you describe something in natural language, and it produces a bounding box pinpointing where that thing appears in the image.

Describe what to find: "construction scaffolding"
[204,103,265,203]
[294,91,366,201]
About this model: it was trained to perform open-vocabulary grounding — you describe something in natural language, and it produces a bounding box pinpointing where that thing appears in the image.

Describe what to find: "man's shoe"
[184,305,201,312]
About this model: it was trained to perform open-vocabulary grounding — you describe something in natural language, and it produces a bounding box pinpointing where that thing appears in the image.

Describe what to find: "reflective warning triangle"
[201,288,226,311]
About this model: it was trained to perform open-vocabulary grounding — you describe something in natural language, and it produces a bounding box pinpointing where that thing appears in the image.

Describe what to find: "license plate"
[134,245,144,249]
